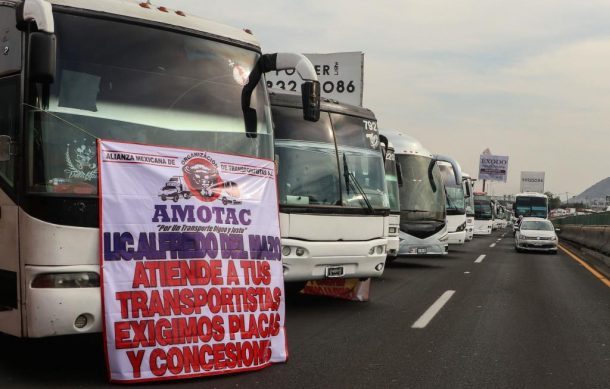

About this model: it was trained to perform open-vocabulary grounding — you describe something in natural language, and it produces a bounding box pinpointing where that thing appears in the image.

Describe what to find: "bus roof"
[269,89,376,120]
[515,192,548,198]
[381,129,433,158]
[33,0,260,48]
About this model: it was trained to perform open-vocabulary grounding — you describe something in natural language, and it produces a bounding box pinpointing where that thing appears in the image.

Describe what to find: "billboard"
[478,154,509,182]
[520,171,545,192]
[266,52,364,106]
[99,140,286,383]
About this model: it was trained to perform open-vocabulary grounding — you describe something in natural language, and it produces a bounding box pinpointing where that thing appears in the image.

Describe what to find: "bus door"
[0,4,23,336]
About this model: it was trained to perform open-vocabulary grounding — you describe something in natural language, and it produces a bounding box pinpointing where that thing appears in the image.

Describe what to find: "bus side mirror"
[29,32,56,83]
[301,81,320,122]
[0,135,12,162]
[379,134,388,160]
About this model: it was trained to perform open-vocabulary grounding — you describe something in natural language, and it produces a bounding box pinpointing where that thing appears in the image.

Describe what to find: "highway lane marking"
[497,238,502,242]
[475,254,486,263]
[412,290,456,329]
[489,243,496,248]
[559,244,610,289]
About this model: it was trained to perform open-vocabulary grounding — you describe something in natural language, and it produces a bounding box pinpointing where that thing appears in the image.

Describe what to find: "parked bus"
[437,158,466,245]
[383,129,460,256]
[474,193,494,235]
[514,192,549,219]
[383,140,400,261]
[271,91,389,283]
[0,0,320,337]
[462,173,476,241]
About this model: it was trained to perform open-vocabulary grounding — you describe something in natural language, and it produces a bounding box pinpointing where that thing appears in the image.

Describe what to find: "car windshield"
[26,12,272,196]
[521,221,554,231]
[396,154,445,221]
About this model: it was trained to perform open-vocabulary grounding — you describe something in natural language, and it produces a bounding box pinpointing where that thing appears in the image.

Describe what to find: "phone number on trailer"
[266,80,357,94]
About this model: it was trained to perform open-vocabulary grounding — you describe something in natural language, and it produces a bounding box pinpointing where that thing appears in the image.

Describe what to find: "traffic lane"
[0,230,503,388]
[199,233,508,388]
[392,233,610,388]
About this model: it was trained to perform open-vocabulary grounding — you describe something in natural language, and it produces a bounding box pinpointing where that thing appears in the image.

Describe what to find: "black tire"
[183,192,191,199]
[386,255,398,264]
[161,194,166,201]
[172,194,179,202]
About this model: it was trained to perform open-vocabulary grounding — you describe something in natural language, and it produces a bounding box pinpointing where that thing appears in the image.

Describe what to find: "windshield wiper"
[402,209,429,213]
[342,153,373,213]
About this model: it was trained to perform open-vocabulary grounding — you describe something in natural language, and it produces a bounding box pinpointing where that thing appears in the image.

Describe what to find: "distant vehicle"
[158,176,191,202]
[462,173,476,241]
[514,192,549,219]
[272,91,389,282]
[382,140,401,261]
[383,129,461,256]
[437,159,466,245]
[514,217,558,254]
[474,193,494,235]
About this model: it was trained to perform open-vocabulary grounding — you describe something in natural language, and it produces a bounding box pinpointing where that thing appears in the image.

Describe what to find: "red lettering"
[126,350,145,378]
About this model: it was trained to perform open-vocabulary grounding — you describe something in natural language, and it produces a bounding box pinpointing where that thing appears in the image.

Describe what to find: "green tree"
[545,191,562,210]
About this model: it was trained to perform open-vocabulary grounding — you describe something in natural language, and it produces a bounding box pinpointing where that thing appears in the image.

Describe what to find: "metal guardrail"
[553,212,610,226]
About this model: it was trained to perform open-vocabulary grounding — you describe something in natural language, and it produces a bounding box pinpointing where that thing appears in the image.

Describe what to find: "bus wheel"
[184,192,191,199]
[161,195,167,201]
[172,194,179,202]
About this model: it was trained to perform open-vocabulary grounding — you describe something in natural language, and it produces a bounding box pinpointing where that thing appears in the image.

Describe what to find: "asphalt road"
[1,229,609,388]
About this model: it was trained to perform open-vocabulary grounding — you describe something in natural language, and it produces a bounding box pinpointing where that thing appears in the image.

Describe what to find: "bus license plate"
[417,248,427,254]
[326,266,344,278]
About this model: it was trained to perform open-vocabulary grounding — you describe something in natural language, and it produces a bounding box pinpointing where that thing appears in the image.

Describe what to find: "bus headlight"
[31,272,100,288]
[456,222,467,232]
[388,227,398,234]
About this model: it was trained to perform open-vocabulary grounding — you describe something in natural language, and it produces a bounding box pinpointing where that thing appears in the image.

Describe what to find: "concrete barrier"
[558,225,610,256]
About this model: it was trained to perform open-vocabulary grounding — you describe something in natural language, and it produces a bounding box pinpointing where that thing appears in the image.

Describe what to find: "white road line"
[490,243,496,248]
[475,254,486,263]
[497,238,502,242]
[412,290,456,329]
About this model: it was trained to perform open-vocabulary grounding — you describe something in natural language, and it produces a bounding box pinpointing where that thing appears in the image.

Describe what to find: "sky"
[158,0,610,198]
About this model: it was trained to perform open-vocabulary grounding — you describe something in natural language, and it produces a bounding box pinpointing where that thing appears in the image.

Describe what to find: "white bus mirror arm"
[275,53,318,82]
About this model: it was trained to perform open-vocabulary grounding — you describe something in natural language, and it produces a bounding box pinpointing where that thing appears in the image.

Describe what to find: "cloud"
[156,0,610,195]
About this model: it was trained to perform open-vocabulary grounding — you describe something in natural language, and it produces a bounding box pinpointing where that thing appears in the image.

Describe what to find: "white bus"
[382,140,400,261]
[473,193,494,235]
[0,0,320,337]
[462,173,476,241]
[514,192,549,219]
[437,158,466,245]
[382,129,461,256]
[271,91,389,283]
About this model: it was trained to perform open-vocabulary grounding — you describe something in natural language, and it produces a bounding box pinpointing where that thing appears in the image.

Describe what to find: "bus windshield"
[396,154,445,222]
[384,149,400,212]
[515,196,548,218]
[474,198,493,220]
[26,12,272,196]
[273,107,388,210]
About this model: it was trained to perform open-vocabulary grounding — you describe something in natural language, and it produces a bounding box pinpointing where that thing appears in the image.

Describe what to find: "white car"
[514,217,558,254]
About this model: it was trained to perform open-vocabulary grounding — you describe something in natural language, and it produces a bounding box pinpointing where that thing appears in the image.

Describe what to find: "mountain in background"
[571,177,610,202]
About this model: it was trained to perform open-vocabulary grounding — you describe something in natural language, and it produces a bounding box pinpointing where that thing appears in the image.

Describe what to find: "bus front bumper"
[281,238,388,282]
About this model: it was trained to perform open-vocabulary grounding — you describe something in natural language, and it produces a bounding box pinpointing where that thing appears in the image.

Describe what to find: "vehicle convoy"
[382,129,461,256]
[474,193,494,235]
[514,217,558,254]
[514,192,549,219]
[462,173,476,241]
[271,91,390,281]
[382,140,400,261]
[0,0,320,338]
[437,158,466,245]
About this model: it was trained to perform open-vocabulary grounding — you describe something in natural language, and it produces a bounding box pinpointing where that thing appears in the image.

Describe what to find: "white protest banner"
[266,52,364,106]
[99,140,285,383]
[478,154,509,182]
[520,171,545,192]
